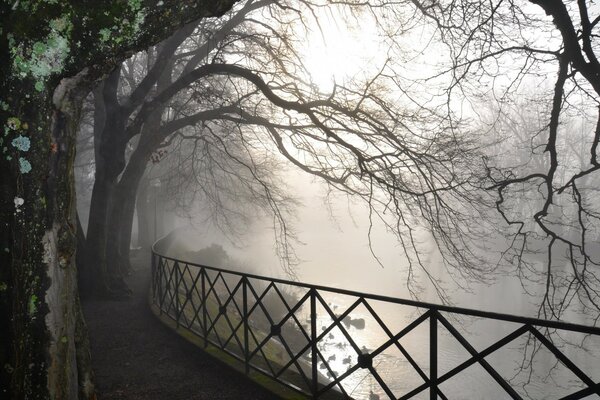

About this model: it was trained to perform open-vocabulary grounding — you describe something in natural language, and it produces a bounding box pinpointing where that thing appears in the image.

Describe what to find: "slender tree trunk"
[117,193,138,271]
[82,172,115,295]
[106,141,154,277]
[136,176,151,250]
[105,184,137,277]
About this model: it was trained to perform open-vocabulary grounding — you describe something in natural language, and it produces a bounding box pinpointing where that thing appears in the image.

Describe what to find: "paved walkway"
[83,253,280,400]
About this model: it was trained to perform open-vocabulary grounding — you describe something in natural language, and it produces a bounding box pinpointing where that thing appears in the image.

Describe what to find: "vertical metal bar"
[151,252,156,303]
[158,257,164,315]
[201,267,208,348]
[310,288,318,398]
[176,262,181,328]
[430,309,438,400]
[153,186,157,242]
[243,277,249,374]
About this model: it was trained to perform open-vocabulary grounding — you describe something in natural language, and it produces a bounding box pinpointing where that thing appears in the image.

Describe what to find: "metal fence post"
[201,267,208,348]
[151,252,156,303]
[430,309,438,400]
[243,277,249,374]
[175,262,182,328]
[310,288,318,398]
[158,256,164,315]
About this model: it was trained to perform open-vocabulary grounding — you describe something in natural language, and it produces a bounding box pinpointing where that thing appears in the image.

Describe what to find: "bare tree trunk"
[118,194,138,270]
[106,184,138,277]
[106,140,154,277]
[136,176,151,250]
[84,69,129,297]
[105,61,168,273]
[83,172,115,295]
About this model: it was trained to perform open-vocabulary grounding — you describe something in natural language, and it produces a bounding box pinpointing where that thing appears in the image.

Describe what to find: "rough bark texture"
[0,1,237,399]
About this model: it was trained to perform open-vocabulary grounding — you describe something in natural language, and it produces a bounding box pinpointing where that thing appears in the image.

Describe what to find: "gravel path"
[83,254,281,400]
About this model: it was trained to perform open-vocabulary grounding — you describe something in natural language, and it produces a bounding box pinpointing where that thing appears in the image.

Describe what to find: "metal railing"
[150,243,600,400]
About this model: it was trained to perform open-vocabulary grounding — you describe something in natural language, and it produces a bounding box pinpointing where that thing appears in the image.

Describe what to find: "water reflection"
[292,294,600,400]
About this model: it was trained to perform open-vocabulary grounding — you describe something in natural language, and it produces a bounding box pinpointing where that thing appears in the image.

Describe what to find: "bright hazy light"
[301,13,385,92]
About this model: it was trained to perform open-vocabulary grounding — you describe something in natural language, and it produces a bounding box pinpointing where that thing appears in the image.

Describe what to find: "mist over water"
[165,167,540,317]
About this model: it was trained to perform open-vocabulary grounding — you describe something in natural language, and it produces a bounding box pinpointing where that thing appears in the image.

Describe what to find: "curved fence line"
[150,237,600,400]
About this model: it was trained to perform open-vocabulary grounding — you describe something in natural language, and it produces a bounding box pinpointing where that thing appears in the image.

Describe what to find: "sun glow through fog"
[301,12,384,92]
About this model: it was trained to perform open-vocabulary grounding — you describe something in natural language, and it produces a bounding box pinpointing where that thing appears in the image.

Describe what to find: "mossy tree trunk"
[0,1,236,399]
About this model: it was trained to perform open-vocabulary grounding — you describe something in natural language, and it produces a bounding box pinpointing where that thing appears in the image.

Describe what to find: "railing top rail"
[152,243,600,336]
